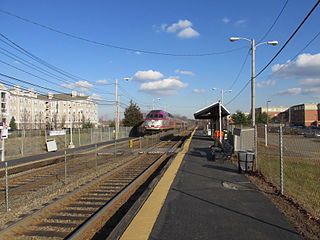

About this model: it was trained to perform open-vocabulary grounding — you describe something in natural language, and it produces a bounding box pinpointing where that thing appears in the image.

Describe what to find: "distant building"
[289,103,318,126]
[256,106,288,123]
[256,103,320,126]
[0,84,98,129]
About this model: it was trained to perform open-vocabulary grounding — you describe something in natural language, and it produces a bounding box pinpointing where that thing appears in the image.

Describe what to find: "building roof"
[194,102,230,120]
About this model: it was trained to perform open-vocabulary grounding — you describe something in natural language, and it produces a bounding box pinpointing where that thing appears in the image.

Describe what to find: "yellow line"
[120,129,195,240]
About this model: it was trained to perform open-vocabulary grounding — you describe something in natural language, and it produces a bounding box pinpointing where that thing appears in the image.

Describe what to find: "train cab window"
[159,114,163,118]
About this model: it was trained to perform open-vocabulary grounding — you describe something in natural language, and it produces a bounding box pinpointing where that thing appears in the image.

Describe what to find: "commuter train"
[143,110,186,132]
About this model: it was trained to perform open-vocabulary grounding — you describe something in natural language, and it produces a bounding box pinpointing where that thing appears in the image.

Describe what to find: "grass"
[257,151,320,218]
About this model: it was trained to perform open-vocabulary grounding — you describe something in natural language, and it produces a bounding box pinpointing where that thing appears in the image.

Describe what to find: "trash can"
[238,150,255,173]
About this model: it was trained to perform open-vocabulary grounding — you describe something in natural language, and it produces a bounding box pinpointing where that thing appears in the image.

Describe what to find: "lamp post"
[266,100,271,125]
[152,98,160,110]
[68,105,74,148]
[229,37,278,127]
[212,88,232,105]
[115,78,131,139]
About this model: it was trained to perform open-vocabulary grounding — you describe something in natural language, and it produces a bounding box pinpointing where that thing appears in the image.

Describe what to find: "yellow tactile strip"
[120,129,195,240]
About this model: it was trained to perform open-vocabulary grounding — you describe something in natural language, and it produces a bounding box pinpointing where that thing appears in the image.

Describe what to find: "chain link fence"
[3,127,134,160]
[0,128,186,212]
[256,124,320,218]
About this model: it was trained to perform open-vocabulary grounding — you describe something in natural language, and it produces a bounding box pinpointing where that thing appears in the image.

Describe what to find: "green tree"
[9,116,17,130]
[256,112,269,124]
[231,110,250,125]
[123,100,144,127]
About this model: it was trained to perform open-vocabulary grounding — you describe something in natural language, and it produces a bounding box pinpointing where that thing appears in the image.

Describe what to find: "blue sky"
[0,0,320,119]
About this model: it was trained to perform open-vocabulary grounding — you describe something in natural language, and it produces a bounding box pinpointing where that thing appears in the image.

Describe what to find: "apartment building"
[0,84,98,129]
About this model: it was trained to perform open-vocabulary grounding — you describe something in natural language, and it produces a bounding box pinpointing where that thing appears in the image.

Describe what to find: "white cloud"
[161,24,168,31]
[175,69,194,76]
[167,20,192,32]
[192,89,206,93]
[277,88,301,95]
[140,77,188,95]
[90,93,103,100]
[257,80,276,88]
[161,19,200,38]
[222,17,230,24]
[271,53,320,80]
[177,27,200,38]
[235,19,247,25]
[133,70,163,82]
[95,79,109,84]
[61,80,94,92]
[302,87,320,94]
[299,78,320,87]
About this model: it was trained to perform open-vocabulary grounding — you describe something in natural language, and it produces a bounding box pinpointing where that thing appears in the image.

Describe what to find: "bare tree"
[60,114,66,129]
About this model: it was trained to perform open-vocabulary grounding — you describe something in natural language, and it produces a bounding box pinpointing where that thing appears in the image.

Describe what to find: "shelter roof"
[194,102,230,120]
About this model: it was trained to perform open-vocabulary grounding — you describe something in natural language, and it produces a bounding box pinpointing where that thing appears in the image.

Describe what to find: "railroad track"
[0,131,189,239]
[0,138,140,201]
[0,131,180,202]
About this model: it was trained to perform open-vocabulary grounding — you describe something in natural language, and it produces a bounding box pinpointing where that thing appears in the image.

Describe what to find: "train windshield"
[147,114,164,118]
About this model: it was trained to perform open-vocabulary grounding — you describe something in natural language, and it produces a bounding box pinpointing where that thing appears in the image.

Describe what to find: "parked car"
[303,130,320,138]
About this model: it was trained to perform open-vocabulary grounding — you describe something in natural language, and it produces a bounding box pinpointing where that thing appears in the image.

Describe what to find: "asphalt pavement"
[148,130,302,240]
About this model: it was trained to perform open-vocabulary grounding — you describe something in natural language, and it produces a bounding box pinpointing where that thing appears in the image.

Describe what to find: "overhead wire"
[257,0,289,43]
[228,0,289,91]
[0,33,114,93]
[225,0,320,106]
[0,9,247,57]
[0,72,113,106]
[0,34,116,96]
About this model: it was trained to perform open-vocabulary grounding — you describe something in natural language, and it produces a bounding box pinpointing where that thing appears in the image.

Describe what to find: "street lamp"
[229,37,278,127]
[68,105,74,148]
[266,100,271,125]
[115,78,131,139]
[212,88,232,105]
[152,98,160,110]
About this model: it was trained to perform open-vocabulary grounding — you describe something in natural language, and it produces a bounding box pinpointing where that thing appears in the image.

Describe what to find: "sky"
[0,0,320,120]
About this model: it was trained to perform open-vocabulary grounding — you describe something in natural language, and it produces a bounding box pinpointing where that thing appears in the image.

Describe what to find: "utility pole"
[251,39,256,127]
[115,79,119,139]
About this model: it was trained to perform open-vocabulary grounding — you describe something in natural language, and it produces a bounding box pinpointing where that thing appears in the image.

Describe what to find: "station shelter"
[194,101,230,140]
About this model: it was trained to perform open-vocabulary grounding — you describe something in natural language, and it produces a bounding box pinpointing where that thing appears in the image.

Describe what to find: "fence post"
[64,130,67,148]
[21,130,24,156]
[95,144,98,168]
[265,124,268,147]
[78,128,81,146]
[91,128,93,144]
[254,126,258,171]
[5,161,9,212]
[64,151,67,184]
[100,128,103,142]
[279,125,284,195]
[114,139,117,161]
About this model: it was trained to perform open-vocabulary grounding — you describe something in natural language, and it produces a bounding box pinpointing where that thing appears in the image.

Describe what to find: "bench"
[210,140,233,161]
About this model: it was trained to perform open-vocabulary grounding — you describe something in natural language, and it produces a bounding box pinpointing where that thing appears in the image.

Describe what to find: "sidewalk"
[122,130,302,240]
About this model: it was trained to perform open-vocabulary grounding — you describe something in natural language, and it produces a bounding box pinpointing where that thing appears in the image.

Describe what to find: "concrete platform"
[120,130,302,240]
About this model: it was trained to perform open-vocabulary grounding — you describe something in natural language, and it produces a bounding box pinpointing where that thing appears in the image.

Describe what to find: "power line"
[228,50,250,90]
[0,9,247,57]
[225,0,320,106]
[257,0,289,43]
[255,0,320,78]
[0,34,115,96]
[0,72,113,105]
